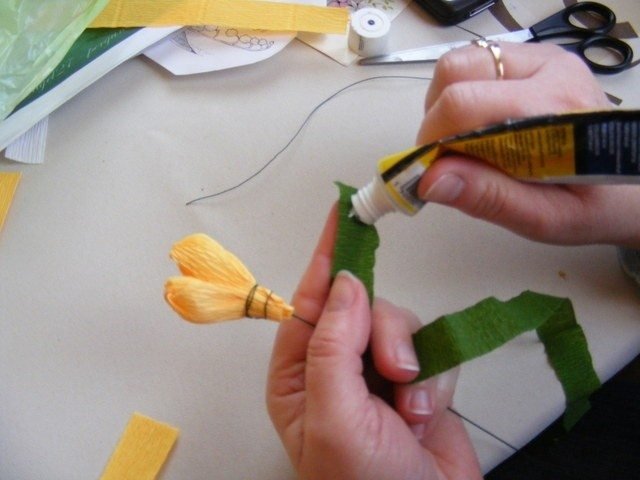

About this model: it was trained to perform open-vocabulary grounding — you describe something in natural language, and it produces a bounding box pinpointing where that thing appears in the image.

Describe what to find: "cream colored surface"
[1,2,639,478]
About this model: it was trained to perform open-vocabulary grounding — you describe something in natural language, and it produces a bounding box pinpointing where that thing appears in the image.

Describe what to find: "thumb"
[417,155,580,242]
[305,270,372,421]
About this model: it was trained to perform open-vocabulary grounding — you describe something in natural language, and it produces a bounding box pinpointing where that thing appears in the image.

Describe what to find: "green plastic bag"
[0,0,109,121]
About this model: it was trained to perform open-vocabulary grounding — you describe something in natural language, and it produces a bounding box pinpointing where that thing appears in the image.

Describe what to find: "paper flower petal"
[164,276,293,323]
[169,233,255,286]
[164,276,247,323]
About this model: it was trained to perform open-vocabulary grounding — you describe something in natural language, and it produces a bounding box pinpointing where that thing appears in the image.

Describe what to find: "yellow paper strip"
[0,172,21,234]
[91,0,349,34]
[100,413,179,480]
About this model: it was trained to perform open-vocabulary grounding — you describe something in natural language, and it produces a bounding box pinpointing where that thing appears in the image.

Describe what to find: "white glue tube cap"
[350,176,397,225]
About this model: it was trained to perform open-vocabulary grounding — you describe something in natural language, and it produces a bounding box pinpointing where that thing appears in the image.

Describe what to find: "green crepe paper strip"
[412,291,601,430]
[332,182,600,430]
[332,183,380,302]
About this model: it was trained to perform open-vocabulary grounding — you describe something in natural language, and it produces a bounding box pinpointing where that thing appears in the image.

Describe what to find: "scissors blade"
[358,29,535,65]
[358,39,478,65]
[484,29,534,43]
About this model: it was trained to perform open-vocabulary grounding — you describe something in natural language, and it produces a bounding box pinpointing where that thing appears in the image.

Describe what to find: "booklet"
[0,26,178,152]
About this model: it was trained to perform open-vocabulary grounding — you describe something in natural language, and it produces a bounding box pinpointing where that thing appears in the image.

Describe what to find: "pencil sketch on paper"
[143,25,295,74]
[328,0,396,12]
[171,26,276,54]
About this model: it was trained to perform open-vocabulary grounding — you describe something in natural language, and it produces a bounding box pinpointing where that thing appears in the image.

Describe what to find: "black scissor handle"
[562,34,634,74]
[531,2,616,38]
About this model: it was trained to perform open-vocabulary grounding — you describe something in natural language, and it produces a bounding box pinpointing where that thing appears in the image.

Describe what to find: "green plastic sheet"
[332,183,600,429]
[0,0,109,120]
[14,28,138,112]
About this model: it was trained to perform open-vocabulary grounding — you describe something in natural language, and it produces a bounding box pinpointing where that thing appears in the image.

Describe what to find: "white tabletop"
[2,2,640,478]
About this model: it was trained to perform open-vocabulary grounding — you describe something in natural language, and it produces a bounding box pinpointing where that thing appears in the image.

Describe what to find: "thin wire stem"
[292,311,521,454]
[448,406,519,452]
[186,75,431,205]
[292,313,315,328]
[455,24,484,38]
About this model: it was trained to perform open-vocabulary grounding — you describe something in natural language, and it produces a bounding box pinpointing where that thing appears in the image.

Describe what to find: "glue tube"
[351,110,640,224]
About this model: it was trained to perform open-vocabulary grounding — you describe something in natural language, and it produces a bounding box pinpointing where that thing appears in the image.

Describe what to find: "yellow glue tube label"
[377,145,438,214]
[443,124,576,178]
[376,110,640,217]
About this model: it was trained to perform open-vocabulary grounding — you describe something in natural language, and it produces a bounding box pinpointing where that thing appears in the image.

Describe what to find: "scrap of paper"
[100,412,179,480]
[144,27,296,74]
[0,172,21,234]
[5,117,48,164]
[298,0,410,66]
[91,0,349,34]
[144,0,323,74]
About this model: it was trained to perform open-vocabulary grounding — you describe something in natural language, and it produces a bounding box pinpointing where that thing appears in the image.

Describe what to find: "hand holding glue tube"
[267,42,639,480]
[352,43,640,250]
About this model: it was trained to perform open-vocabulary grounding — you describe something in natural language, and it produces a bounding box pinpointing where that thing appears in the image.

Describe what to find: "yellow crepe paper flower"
[164,233,294,323]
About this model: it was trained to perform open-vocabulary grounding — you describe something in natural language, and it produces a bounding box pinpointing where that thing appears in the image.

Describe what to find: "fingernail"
[408,386,433,416]
[410,423,425,441]
[396,342,420,373]
[421,174,464,204]
[436,368,459,394]
[326,271,357,312]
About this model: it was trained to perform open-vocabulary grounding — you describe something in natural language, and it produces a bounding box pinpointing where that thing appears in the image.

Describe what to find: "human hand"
[266,208,481,480]
[416,42,640,249]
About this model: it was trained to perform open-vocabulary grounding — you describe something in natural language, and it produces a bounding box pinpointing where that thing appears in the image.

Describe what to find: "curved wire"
[186,75,431,205]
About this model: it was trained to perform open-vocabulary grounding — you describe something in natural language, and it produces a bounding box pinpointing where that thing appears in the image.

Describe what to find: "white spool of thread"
[348,8,391,57]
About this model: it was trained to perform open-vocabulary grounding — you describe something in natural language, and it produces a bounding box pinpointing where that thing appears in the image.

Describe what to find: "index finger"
[425,42,567,111]
[418,44,608,144]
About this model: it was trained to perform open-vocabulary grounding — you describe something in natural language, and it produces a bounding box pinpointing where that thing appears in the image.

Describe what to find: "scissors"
[359,1,633,74]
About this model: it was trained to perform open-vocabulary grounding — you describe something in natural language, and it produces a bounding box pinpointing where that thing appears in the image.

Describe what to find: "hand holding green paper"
[266,206,483,480]
[163,42,633,480]
[266,184,601,480]
[335,183,600,430]
[267,43,622,479]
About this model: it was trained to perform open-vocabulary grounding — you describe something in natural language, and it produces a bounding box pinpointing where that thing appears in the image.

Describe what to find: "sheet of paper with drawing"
[144,0,326,74]
[145,26,301,74]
